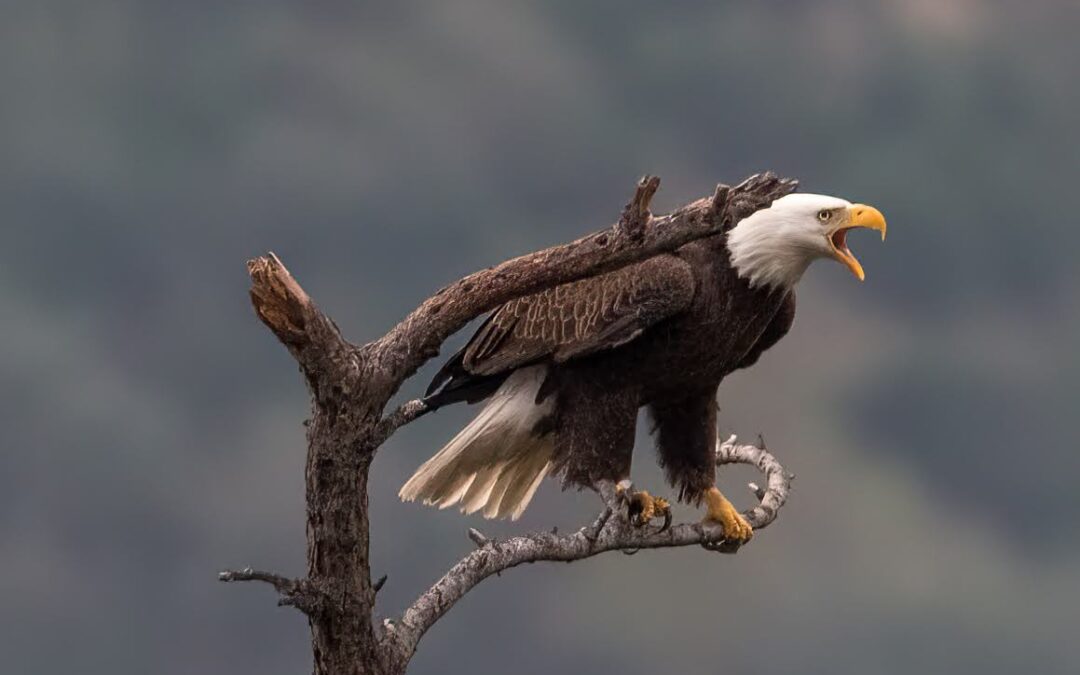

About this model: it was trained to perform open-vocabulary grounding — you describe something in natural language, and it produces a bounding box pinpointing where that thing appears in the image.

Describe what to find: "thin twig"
[371,399,430,447]
[218,567,299,593]
[467,528,490,548]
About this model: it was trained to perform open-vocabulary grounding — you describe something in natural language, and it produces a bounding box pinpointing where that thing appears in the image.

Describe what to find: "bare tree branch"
[366,173,797,407]
[467,528,490,548]
[223,173,799,675]
[217,568,328,613]
[380,437,791,665]
[716,433,792,529]
[218,567,299,592]
[371,399,429,448]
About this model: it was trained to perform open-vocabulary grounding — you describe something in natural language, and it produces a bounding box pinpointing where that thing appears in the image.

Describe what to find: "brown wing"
[736,290,795,370]
[462,254,695,377]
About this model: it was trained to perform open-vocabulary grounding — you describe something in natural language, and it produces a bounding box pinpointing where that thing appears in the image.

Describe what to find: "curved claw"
[701,537,743,555]
[658,501,672,534]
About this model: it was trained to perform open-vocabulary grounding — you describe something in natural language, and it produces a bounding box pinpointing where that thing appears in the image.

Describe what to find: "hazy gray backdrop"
[3,2,1078,674]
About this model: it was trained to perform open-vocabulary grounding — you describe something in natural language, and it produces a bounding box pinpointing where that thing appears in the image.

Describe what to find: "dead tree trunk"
[220,173,798,675]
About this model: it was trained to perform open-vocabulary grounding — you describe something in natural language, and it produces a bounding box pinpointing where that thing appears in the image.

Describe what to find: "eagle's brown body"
[423,232,795,506]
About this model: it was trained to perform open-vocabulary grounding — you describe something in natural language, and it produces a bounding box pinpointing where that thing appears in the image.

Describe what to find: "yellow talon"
[702,487,753,543]
[624,488,673,531]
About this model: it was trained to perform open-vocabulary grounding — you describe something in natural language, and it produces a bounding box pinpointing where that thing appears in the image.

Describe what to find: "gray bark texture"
[220,173,798,675]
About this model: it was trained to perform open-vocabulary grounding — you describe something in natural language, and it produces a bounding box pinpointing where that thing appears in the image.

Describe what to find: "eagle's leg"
[649,386,751,543]
[556,375,673,528]
[702,486,752,543]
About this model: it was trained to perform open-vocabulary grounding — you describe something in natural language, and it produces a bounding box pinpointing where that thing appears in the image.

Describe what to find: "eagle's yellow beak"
[828,204,887,281]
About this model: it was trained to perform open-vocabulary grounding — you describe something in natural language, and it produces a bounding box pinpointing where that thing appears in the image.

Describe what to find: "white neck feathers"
[726,193,850,290]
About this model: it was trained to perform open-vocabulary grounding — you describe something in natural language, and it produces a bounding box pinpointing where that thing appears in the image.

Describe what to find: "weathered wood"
[245,253,383,673]
[221,173,798,675]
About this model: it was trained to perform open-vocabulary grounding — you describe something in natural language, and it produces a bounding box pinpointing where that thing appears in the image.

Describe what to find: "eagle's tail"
[399,366,554,521]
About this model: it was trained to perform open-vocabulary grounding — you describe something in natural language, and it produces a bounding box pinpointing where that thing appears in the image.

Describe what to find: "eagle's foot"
[702,486,753,544]
[616,482,672,532]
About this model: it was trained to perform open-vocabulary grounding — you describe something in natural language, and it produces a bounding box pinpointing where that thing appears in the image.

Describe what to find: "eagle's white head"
[727,193,887,289]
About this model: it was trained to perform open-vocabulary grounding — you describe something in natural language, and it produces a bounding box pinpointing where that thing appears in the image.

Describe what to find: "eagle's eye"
[817,209,831,222]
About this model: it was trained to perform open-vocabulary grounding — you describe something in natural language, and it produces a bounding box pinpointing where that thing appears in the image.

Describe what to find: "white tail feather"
[399,366,554,520]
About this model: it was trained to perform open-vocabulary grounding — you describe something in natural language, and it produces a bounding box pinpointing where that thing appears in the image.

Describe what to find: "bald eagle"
[400,193,886,541]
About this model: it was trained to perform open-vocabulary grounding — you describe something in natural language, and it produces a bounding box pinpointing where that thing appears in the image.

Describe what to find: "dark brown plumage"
[401,190,885,527]
[421,232,794,506]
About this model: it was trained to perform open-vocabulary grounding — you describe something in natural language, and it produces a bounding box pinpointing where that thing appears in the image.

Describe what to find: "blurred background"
[3,2,1078,674]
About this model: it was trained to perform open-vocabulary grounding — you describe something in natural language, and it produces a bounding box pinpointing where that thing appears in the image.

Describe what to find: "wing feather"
[736,290,796,370]
[458,254,694,378]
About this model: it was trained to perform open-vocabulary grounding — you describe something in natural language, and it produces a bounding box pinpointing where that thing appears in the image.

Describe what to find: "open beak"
[828,204,887,281]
